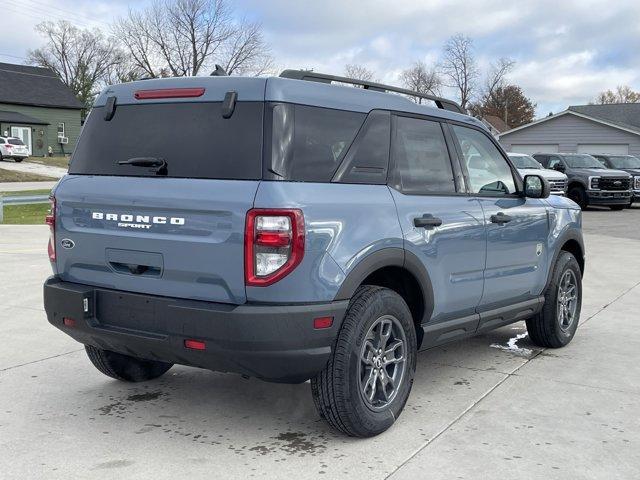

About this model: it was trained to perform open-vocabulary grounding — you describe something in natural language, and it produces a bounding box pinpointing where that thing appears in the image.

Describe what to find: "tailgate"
[54,175,258,304]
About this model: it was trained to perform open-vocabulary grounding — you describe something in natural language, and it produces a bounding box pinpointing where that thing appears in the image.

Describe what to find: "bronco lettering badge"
[91,212,186,230]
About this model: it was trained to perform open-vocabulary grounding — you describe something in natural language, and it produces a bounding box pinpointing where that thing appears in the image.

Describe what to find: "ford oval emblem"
[61,238,75,249]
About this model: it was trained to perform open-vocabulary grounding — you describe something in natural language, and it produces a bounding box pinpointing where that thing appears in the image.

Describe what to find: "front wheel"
[85,345,173,382]
[526,251,582,348]
[567,186,587,210]
[311,286,417,437]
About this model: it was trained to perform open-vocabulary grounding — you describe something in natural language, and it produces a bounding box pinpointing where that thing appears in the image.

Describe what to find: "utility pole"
[504,98,508,128]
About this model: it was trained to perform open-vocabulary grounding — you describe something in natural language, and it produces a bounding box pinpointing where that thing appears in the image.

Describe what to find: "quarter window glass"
[392,116,455,194]
[452,125,516,195]
[269,104,365,182]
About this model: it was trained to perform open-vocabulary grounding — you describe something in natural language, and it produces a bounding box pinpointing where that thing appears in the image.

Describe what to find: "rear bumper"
[586,190,631,205]
[43,277,348,383]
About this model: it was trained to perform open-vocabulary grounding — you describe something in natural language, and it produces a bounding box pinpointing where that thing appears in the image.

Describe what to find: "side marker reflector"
[313,316,333,329]
[63,317,76,327]
[184,339,206,350]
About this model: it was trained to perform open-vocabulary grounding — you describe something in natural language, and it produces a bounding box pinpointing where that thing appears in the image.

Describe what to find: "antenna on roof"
[210,65,228,77]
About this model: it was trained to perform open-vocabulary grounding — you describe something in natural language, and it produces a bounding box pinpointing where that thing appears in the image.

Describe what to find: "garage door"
[577,144,629,155]
[510,144,559,155]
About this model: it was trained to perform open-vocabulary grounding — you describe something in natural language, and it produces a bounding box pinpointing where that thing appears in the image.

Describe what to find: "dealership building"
[498,103,640,157]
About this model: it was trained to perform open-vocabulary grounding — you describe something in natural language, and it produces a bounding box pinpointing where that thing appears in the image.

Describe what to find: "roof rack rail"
[279,69,465,114]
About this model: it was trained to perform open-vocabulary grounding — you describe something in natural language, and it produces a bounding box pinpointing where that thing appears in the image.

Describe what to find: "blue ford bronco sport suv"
[44,70,585,437]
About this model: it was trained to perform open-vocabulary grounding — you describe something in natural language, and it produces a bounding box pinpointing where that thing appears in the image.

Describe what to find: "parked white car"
[0,137,29,162]
[508,152,568,195]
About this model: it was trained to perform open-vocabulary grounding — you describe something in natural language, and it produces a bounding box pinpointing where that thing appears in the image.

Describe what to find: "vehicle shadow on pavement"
[74,323,539,450]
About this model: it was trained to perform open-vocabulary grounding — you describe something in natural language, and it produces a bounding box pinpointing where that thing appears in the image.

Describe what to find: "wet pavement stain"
[97,391,166,417]
[92,459,135,470]
[239,431,329,458]
[127,391,163,402]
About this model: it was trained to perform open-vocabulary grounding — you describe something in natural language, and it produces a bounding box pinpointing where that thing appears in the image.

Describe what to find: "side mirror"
[553,163,566,172]
[524,174,550,199]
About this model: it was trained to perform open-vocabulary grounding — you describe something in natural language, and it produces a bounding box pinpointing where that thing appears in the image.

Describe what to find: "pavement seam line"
[385,281,640,478]
[580,280,640,326]
[384,351,543,480]
[0,349,83,372]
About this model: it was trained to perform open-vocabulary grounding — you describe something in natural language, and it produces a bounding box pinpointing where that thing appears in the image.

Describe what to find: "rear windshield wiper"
[118,157,168,175]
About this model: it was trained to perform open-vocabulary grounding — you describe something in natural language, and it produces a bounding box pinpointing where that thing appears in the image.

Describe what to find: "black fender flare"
[544,228,585,292]
[334,247,434,324]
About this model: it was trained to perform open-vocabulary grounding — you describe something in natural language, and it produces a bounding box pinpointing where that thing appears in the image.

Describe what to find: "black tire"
[526,251,582,348]
[567,186,587,210]
[13,158,23,163]
[85,345,173,382]
[0,153,3,162]
[311,286,417,437]
[609,205,625,211]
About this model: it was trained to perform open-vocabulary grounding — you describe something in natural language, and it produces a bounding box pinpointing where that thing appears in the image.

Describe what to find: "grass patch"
[26,156,70,169]
[1,203,49,224]
[0,168,57,182]
[0,188,51,197]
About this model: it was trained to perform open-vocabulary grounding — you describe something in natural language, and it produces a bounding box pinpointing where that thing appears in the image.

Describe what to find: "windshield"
[8,138,24,146]
[607,155,640,169]
[563,154,605,169]
[508,154,542,169]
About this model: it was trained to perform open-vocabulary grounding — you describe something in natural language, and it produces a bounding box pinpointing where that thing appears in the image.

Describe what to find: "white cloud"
[2,0,640,116]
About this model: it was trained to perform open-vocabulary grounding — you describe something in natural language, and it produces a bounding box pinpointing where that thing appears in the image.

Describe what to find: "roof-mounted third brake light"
[134,88,205,100]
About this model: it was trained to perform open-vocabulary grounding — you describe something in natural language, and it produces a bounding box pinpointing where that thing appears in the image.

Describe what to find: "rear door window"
[268,104,365,182]
[391,116,456,194]
[70,102,264,179]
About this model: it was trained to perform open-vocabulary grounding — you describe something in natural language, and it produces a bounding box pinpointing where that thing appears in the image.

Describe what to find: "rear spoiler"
[280,69,466,115]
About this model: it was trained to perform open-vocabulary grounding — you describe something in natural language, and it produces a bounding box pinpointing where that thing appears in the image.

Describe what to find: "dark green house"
[0,62,82,157]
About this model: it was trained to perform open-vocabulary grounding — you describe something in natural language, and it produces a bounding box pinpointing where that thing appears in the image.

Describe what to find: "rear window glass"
[70,102,263,179]
[8,138,24,145]
[269,104,365,182]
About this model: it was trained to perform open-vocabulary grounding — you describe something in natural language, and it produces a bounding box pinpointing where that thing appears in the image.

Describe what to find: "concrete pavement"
[0,208,639,479]
[0,161,66,179]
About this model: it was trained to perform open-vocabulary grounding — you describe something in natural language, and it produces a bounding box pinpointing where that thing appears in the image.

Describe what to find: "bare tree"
[469,57,515,120]
[221,20,273,76]
[593,85,640,104]
[483,57,515,100]
[113,0,271,78]
[400,61,442,103]
[28,21,121,110]
[344,64,376,82]
[440,34,479,110]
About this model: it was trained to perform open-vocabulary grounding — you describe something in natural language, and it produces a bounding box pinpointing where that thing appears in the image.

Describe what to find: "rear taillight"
[4,144,13,149]
[245,209,304,286]
[45,196,55,262]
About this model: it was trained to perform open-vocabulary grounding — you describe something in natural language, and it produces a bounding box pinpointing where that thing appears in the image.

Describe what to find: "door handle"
[490,212,513,224]
[414,214,443,229]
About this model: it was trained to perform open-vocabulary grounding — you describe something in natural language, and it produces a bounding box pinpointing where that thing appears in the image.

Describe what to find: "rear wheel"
[311,286,417,437]
[526,251,581,348]
[85,345,173,382]
[13,158,23,163]
[567,186,587,210]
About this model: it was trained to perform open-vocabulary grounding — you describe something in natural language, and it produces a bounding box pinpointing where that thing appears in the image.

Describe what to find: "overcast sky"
[2,0,639,117]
